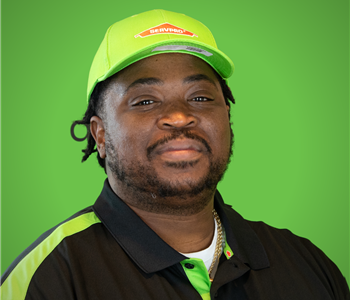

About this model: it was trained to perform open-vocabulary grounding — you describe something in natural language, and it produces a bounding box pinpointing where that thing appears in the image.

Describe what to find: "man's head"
[89,53,233,213]
[74,10,235,214]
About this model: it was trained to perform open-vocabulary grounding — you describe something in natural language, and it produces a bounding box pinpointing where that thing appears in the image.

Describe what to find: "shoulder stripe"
[1,206,93,283]
[0,211,101,300]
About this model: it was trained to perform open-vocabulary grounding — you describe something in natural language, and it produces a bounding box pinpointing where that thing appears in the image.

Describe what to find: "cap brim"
[88,39,234,101]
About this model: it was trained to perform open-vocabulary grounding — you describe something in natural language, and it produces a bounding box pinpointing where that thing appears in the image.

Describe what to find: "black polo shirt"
[1,179,349,299]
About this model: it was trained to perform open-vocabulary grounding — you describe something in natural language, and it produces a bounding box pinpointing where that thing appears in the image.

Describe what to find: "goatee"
[105,128,233,215]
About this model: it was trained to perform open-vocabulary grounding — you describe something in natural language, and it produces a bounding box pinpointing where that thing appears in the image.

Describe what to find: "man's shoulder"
[0,206,102,292]
[246,219,308,241]
[245,219,320,249]
[222,205,326,264]
[245,219,348,284]
[245,219,325,257]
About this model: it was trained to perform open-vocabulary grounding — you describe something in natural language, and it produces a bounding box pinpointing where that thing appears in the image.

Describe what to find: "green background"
[1,0,349,284]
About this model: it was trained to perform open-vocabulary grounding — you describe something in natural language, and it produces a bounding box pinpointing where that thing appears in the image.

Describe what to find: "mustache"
[146,130,212,158]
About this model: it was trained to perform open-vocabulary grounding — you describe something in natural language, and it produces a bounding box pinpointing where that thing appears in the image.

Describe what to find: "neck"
[107,173,218,253]
[127,199,215,253]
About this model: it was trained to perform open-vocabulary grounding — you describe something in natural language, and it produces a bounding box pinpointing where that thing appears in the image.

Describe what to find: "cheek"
[106,119,150,160]
[206,111,231,150]
[214,125,231,154]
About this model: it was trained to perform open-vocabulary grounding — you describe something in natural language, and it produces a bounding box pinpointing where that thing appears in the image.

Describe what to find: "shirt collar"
[214,191,270,270]
[93,179,269,273]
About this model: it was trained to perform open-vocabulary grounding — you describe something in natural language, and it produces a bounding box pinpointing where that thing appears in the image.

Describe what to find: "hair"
[73,69,235,172]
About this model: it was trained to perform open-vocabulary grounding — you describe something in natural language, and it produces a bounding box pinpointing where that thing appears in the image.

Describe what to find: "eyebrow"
[125,77,164,93]
[183,74,218,90]
[124,73,218,94]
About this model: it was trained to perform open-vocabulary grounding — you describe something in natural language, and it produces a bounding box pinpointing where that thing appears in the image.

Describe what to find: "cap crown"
[87,9,234,101]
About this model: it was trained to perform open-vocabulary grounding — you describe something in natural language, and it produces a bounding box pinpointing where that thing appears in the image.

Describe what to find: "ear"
[90,116,106,159]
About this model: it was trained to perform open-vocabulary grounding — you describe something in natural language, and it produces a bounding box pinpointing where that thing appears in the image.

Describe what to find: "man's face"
[97,53,233,212]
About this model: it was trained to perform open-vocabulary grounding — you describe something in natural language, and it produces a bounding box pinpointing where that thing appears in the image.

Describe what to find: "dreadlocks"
[72,71,235,172]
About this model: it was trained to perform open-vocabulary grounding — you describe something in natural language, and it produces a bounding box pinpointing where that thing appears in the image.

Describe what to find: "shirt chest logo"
[134,23,198,38]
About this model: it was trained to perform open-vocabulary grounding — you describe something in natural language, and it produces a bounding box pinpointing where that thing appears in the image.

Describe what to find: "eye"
[134,100,155,106]
[191,97,213,102]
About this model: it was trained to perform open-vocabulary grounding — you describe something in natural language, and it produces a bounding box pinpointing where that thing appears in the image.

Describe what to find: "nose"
[157,102,198,130]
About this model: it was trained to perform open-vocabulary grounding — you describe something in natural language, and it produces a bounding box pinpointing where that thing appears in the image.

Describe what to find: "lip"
[155,139,204,161]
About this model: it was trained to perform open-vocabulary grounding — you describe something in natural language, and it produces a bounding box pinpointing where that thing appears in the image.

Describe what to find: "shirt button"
[185,263,195,269]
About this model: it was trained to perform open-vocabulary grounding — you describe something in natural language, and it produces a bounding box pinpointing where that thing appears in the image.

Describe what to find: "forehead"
[109,53,219,86]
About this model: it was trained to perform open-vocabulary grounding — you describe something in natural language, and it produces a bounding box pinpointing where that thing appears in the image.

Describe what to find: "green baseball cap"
[87,9,234,102]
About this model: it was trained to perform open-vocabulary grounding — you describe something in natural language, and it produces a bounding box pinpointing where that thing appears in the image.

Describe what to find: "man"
[1,9,349,300]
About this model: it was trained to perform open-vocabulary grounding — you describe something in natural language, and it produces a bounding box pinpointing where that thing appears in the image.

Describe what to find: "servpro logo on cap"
[134,22,198,38]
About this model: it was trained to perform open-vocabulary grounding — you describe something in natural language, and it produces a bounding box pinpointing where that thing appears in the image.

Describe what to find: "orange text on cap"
[134,23,198,38]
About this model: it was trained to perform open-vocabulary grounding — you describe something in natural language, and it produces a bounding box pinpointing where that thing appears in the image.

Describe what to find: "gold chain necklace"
[208,209,223,281]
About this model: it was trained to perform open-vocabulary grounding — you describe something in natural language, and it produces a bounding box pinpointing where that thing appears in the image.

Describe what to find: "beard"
[105,128,234,215]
